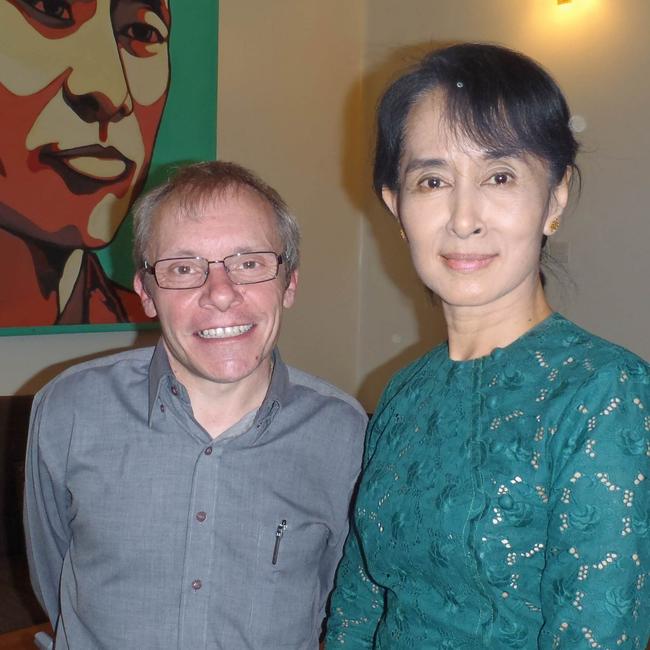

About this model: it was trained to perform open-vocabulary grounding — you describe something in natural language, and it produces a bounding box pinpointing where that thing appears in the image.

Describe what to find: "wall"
[216,1,367,396]
[0,1,367,397]
[2,1,649,414]
[357,0,650,408]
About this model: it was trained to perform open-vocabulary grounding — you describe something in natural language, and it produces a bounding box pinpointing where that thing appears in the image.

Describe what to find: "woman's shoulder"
[372,342,450,418]
[544,314,649,379]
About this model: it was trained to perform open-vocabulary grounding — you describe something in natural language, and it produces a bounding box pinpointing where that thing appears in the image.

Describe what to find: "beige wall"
[216,1,366,397]
[2,1,649,414]
[357,0,650,408]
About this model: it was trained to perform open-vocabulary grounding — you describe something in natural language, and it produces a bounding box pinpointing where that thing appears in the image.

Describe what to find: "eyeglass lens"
[153,252,280,288]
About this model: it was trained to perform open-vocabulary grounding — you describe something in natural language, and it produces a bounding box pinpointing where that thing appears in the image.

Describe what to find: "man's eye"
[20,0,73,23]
[241,260,261,270]
[171,264,196,276]
[120,22,166,45]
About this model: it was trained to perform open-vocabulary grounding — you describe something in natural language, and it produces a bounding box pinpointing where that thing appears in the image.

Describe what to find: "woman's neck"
[0,228,80,327]
[443,280,552,361]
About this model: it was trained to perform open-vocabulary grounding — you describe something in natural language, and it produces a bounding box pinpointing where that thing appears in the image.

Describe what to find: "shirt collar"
[147,341,175,426]
[147,341,289,434]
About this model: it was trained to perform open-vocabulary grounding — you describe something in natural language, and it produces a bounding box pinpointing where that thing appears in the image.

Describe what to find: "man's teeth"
[198,324,253,339]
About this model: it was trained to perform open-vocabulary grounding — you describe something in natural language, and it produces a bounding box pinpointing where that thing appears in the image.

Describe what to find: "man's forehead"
[163,185,273,221]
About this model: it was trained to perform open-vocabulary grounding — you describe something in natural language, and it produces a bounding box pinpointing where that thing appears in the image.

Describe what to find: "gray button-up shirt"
[24,344,366,649]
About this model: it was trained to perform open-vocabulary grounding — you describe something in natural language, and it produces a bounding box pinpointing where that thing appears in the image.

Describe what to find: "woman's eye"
[492,173,511,185]
[120,22,166,45]
[420,177,444,190]
[21,0,73,24]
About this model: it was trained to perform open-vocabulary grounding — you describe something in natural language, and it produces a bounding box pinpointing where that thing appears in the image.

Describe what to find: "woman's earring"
[399,228,407,241]
[549,219,560,234]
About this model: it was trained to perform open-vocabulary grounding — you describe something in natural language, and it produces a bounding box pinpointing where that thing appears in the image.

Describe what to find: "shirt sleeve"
[23,386,72,627]
[325,406,390,648]
[316,411,368,624]
[539,360,650,649]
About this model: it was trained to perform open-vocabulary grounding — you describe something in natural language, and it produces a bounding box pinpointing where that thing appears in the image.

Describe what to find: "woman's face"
[383,91,569,315]
[0,0,170,249]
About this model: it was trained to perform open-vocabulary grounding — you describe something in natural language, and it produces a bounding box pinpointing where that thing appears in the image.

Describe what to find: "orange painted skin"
[0,0,170,326]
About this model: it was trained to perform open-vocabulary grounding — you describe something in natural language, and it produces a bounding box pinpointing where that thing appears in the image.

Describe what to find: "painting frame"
[0,1,219,337]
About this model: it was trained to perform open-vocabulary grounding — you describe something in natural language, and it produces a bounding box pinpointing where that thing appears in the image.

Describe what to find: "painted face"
[0,0,170,248]
[383,91,568,315]
[134,189,298,395]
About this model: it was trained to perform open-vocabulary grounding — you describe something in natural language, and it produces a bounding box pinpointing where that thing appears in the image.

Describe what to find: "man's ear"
[282,270,299,309]
[381,186,400,221]
[543,167,571,236]
[134,271,158,318]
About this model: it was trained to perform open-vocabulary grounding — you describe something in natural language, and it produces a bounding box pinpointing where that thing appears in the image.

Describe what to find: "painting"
[0,0,218,335]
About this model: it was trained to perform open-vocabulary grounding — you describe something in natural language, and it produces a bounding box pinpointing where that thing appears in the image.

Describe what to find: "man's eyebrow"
[403,158,447,175]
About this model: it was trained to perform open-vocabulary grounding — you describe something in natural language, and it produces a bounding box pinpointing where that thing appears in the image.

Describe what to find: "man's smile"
[198,323,254,339]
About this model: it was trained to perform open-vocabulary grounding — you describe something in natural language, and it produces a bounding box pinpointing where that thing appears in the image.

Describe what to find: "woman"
[0,0,170,326]
[326,44,649,649]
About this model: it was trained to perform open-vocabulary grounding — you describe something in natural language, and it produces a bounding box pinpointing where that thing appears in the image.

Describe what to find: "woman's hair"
[374,43,579,197]
[132,161,300,282]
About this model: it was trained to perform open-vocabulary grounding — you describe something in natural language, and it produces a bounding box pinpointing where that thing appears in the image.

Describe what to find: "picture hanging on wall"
[0,1,218,336]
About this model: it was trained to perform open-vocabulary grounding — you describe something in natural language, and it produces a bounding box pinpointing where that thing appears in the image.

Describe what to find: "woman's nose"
[62,10,133,124]
[448,187,484,238]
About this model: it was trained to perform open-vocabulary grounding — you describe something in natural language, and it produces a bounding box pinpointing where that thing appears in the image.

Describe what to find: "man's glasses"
[143,252,283,289]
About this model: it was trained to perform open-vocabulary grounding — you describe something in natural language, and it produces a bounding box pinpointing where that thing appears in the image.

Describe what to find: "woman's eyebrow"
[132,0,170,25]
[403,158,447,175]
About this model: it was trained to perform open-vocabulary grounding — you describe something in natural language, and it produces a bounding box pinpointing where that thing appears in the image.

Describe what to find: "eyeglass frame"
[142,251,284,289]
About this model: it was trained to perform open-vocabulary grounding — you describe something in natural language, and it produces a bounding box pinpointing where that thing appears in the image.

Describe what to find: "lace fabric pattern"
[326,314,650,649]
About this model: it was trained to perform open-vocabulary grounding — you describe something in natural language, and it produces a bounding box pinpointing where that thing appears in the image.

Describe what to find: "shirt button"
[171,385,179,396]
[204,447,212,456]
[196,511,207,522]
[192,579,202,590]
[160,403,165,413]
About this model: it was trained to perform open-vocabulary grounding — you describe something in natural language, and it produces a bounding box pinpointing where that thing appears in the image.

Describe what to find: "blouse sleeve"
[539,360,650,649]
[325,403,391,647]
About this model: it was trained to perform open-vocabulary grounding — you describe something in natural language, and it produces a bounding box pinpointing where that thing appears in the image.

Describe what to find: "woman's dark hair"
[374,43,579,198]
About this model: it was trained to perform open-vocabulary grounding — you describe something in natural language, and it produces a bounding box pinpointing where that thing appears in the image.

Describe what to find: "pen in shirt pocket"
[272,519,287,565]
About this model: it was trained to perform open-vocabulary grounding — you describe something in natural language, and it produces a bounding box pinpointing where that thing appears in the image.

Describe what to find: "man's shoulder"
[285,365,367,422]
[37,347,154,399]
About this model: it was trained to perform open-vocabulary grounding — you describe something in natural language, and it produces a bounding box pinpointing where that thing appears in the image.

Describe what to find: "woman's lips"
[441,253,497,272]
[38,144,135,194]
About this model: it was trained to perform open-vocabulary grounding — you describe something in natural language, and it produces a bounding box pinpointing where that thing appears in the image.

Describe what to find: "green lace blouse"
[326,314,649,649]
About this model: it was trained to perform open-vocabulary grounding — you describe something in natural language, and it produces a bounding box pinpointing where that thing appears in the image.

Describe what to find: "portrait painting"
[0,0,218,334]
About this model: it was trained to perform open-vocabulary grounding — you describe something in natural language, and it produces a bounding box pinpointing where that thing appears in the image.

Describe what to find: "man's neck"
[171,356,274,439]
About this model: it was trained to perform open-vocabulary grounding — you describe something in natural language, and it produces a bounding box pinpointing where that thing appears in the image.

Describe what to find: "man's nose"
[198,264,243,312]
[62,11,133,124]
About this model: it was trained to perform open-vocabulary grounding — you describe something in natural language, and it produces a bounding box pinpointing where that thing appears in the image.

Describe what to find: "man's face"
[0,0,170,248]
[134,189,298,396]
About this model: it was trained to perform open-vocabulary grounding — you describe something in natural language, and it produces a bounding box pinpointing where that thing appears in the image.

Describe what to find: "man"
[1,0,170,325]
[24,161,367,649]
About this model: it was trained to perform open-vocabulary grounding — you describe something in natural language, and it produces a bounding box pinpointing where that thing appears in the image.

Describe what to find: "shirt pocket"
[252,518,329,647]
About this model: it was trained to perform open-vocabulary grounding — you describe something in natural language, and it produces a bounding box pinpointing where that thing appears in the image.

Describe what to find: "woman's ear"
[543,167,572,236]
[381,186,400,221]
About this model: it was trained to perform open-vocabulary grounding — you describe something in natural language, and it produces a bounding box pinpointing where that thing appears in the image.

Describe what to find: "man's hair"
[132,161,300,280]
[374,42,579,198]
